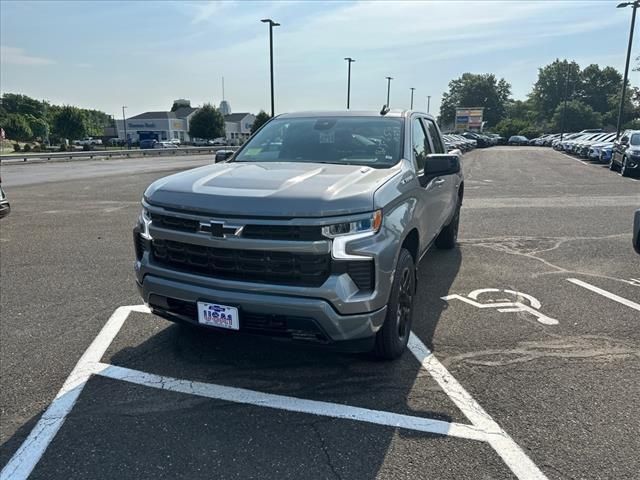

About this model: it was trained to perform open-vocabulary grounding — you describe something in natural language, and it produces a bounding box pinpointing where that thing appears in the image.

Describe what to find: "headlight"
[322,210,382,238]
[139,207,152,240]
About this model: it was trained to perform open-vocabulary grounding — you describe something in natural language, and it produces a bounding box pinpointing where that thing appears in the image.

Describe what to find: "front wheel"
[609,159,618,171]
[374,248,415,360]
[621,157,631,177]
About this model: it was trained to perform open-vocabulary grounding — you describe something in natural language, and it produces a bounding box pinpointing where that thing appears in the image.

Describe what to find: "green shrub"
[59,143,67,152]
[13,143,21,152]
[22,144,31,152]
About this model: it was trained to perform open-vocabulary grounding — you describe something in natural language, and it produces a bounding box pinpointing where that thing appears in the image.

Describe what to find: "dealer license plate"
[197,302,239,330]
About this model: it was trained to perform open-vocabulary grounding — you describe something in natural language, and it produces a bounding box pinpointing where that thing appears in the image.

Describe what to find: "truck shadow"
[1,248,464,479]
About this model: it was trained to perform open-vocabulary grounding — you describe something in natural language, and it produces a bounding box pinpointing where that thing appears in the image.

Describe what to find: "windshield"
[630,133,640,146]
[234,116,404,168]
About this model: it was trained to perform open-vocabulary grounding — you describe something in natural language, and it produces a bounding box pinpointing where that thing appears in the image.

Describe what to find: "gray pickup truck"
[134,110,463,359]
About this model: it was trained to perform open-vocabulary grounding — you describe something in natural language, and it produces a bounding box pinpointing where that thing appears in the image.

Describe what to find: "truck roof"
[276,110,436,120]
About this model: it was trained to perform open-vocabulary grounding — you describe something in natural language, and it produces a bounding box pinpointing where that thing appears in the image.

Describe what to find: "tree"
[529,59,581,121]
[27,115,50,140]
[188,104,225,140]
[439,73,511,128]
[577,64,622,116]
[551,100,601,132]
[251,110,270,134]
[53,106,87,141]
[3,114,33,141]
[495,118,531,139]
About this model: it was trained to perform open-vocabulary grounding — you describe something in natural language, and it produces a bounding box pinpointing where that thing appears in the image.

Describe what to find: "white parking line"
[0,305,150,480]
[94,362,487,441]
[408,334,548,480]
[567,278,640,312]
[1,306,548,480]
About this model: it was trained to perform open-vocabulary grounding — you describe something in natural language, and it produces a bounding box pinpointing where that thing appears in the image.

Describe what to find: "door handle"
[434,178,445,186]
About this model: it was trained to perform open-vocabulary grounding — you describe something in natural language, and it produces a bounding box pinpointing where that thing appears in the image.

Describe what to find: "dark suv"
[611,130,640,177]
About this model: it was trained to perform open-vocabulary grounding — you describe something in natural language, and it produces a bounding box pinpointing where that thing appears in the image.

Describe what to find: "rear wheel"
[435,201,460,250]
[374,249,415,360]
[609,158,618,171]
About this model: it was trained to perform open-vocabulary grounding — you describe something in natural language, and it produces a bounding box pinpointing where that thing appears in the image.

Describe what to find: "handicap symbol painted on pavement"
[441,288,559,326]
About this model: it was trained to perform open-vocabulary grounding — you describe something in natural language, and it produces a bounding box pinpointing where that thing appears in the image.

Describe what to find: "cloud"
[190,0,229,25]
[0,46,55,66]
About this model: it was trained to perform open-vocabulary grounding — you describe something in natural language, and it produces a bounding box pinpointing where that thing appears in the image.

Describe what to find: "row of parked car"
[443,132,503,152]
[538,129,639,177]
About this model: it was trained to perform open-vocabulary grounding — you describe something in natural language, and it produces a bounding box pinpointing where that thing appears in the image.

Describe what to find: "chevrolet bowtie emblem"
[199,221,244,238]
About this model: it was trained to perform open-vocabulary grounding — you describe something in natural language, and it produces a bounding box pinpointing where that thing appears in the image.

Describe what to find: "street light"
[615,1,639,139]
[261,18,280,117]
[410,87,415,109]
[122,106,128,149]
[427,95,431,114]
[344,57,355,109]
[385,77,393,107]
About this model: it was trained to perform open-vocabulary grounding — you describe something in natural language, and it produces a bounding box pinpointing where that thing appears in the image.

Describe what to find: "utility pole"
[261,19,280,117]
[427,96,431,114]
[410,87,415,109]
[385,77,393,107]
[344,57,355,109]
[560,67,570,142]
[122,106,128,149]
[615,1,639,139]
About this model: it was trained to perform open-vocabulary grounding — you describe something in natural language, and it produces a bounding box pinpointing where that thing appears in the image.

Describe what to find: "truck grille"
[149,213,324,241]
[151,239,330,287]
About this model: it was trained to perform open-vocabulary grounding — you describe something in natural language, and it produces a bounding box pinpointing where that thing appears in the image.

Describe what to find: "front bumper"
[137,275,386,349]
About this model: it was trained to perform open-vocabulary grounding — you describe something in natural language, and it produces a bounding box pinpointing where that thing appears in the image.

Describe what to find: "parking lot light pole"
[410,88,415,109]
[615,1,639,139]
[261,19,280,118]
[344,57,355,109]
[427,95,431,113]
[385,77,393,107]
[122,106,128,149]
[560,69,570,142]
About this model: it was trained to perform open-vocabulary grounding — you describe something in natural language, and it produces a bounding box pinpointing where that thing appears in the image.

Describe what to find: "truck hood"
[144,161,401,217]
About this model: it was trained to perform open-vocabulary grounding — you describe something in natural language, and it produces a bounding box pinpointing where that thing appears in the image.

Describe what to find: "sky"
[1,0,638,119]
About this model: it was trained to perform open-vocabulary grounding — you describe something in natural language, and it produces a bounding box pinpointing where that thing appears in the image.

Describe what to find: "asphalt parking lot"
[1,147,639,479]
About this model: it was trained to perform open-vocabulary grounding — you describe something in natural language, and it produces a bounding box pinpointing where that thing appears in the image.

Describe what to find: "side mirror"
[423,153,461,180]
[621,136,629,145]
[215,150,234,163]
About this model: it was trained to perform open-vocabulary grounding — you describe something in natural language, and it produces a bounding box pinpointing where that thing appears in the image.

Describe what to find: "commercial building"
[224,113,255,144]
[115,105,198,143]
[114,99,255,145]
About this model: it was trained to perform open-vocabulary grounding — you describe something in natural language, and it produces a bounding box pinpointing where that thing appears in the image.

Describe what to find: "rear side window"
[424,119,445,153]
[412,118,431,172]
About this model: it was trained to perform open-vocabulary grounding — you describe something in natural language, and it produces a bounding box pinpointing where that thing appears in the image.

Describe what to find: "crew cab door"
[613,131,630,167]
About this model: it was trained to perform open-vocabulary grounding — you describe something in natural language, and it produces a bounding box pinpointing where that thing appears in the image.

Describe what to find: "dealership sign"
[455,108,484,131]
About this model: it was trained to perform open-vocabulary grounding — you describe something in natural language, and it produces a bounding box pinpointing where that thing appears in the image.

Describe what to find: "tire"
[609,158,618,171]
[621,157,630,177]
[374,248,415,360]
[435,201,460,250]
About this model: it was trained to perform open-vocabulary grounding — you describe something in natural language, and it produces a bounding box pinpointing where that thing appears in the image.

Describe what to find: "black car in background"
[461,132,491,148]
[611,130,640,177]
[508,135,529,146]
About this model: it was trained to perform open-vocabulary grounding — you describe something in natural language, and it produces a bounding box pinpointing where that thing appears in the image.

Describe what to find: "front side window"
[234,116,403,168]
[629,133,640,146]
[412,118,431,172]
[424,119,444,153]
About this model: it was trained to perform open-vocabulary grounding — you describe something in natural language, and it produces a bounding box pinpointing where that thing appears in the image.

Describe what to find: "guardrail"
[0,146,239,163]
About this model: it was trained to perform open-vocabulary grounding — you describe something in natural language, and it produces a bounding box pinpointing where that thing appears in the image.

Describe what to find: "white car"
[156,141,178,149]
